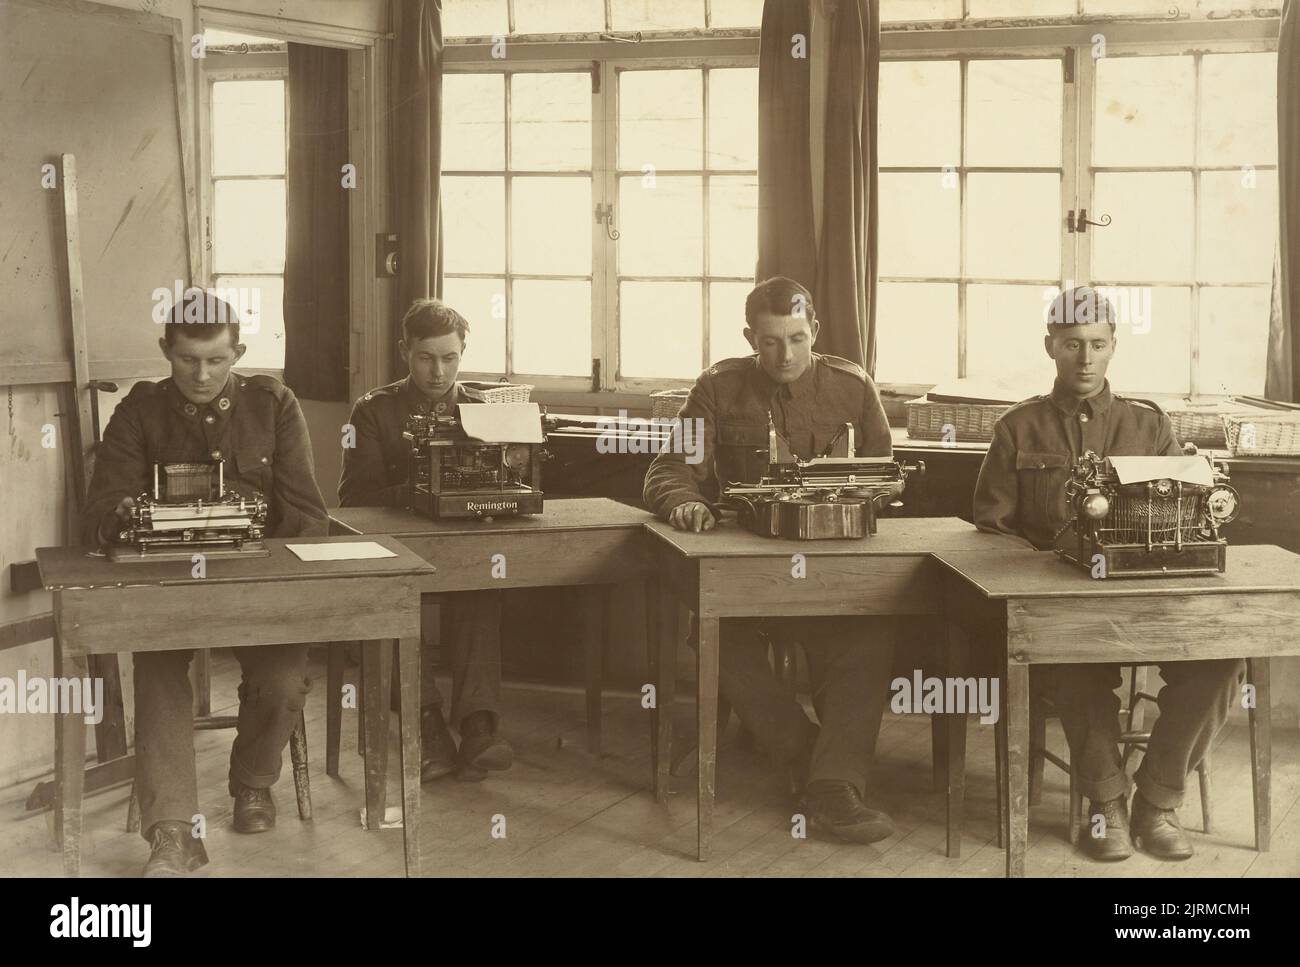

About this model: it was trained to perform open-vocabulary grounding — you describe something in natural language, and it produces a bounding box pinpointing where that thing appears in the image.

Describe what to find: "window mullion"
[504,75,514,379]
[599,61,618,389]
[1076,44,1096,288]
[1061,46,1080,291]
[1190,52,1203,398]
[957,58,968,380]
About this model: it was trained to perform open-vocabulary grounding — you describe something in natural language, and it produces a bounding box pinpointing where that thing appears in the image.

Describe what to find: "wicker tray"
[650,388,691,420]
[1167,403,1268,449]
[461,380,533,403]
[1223,412,1300,457]
[906,399,1010,443]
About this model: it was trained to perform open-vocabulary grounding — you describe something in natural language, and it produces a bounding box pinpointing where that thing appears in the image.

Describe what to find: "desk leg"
[1004,661,1030,878]
[580,587,606,756]
[397,634,421,877]
[53,641,88,876]
[361,639,392,831]
[1247,657,1271,852]
[654,579,676,804]
[325,643,344,778]
[696,615,720,862]
[944,620,970,860]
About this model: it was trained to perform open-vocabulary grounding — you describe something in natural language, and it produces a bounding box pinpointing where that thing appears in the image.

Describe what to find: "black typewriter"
[403,403,551,520]
[109,461,269,562]
[722,417,922,539]
[1056,450,1240,577]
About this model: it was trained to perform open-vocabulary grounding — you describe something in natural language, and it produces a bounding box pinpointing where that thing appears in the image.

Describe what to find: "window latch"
[1068,208,1113,234]
[595,203,620,240]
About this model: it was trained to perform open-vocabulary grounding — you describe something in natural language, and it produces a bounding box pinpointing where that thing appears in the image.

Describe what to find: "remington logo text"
[49,897,151,947]
[467,500,519,512]
[595,411,704,464]
[889,671,1000,725]
[0,673,104,725]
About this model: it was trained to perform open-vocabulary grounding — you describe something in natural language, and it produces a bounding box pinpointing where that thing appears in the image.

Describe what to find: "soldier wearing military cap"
[973,285,1245,863]
[644,276,899,844]
[83,290,329,877]
[339,298,511,783]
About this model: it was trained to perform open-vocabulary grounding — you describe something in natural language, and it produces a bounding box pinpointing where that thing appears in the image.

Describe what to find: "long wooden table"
[328,498,656,761]
[36,535,434,877]
[645,515,1013,861]
[935,544,1300,877]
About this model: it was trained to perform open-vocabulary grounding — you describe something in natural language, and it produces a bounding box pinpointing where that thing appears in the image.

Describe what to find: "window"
[442,0,762,37]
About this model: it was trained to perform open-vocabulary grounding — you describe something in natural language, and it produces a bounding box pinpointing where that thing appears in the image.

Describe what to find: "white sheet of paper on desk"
[458,402,544,443]
[1109,456,1212,486]
[286,541,397,562]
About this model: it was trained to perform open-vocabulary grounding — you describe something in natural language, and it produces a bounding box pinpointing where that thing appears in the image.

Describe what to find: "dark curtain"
[392,0,445,372]
[756,0,817,296]
[1267,0,1300,402]
[284,43,350,401]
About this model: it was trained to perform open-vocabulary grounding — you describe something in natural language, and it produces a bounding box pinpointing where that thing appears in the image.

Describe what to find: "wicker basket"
[461,380,533,403]
[1223,412,1300,457]
[1168,404,1264,449]
[906,399,1010,443]
[650,388,691,420]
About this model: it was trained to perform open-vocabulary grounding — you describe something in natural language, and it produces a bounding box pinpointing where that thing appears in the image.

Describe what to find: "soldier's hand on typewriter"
[97,496,136,544]
[669,501,716,533]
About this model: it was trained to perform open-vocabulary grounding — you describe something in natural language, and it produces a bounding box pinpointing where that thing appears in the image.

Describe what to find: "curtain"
[1267,0,1300,402]
[391,0,445,373]
[283,43,351,401]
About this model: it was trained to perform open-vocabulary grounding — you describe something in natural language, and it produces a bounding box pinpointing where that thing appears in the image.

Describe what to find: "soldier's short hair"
[745,276,817,328]
[1045,285,1117,335]
[164,290,241,347]
[403,297,471,344]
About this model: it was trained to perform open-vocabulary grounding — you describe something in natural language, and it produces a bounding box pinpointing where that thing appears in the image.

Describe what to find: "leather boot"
[1081,796,1133,862]
[1131,792,1194,861]
[142,820,209,877]
[802,779,895,844]
[421,706,459,783]
[230,781,276,834]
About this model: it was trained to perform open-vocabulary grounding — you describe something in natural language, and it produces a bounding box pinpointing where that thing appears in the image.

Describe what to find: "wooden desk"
[328,498,656,757]
[37,536,434,877]
[935,544,1300,877]
[645,515,1013,861]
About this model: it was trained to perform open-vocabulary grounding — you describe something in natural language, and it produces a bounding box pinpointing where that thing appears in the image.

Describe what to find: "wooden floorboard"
[1,650,1295,877]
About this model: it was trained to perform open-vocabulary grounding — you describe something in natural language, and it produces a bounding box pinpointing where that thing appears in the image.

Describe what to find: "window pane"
[881,0,961,20]
[511,177,592,275]
[965,173,1060,281]
[443,74,504,171]
[511,73,591,171]
[443,0,508,37]
[709,281,756,364]
[874,283,958,384]
[514,0,604,33]
[966,60,1062,167]
[970,0,1072,14]
[442,277,507,374]
[1200,53,1279,166]
[1198,170,1277,284]
[710,0,762,28]
[879,172,960,278]
[708,176,757,278]
[1086,0,1183,13]
[1103,287,1191,395]
[213,180,285,273]
[619,175,703,276]
[619,69,702,171]
[1199,286,1270,395]
[442,176,505,274]
[1094,56,1195,167]
[217,275,283,370]
[620,281,702,378]
[1092,172,1193,283]
[610,0,704,30]
[512,280,591,376]
[879,61,960,168]
[212,81,284,177]
[965,284,1053,384]
[707,68,758,170]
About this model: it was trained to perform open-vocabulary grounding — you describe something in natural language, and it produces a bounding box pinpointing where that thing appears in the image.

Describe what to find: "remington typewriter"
[722,417,921,539]
[109,461,269,562]
[1056,450,1240,577]
[404,402,550,520]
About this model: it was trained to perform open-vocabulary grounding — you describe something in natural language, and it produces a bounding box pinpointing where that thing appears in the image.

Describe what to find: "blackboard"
[0,0,197,385]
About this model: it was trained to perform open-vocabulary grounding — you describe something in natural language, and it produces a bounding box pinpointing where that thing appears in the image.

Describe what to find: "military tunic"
[972,378,1243,810]
[83,372,328,838]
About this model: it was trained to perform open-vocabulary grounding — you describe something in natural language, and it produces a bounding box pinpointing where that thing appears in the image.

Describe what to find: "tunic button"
[204,414,215,425]
[218,397,231,411]
[211,449,222,460]
[183,403,197,416]
[1079,412,1089,423]
[260,456,269,464]
[435,403,446,413]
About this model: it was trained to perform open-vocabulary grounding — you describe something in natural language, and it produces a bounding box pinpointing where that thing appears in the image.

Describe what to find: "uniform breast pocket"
[717,422,769,483]
[1015,450,1070,528]
[234,447,274,496]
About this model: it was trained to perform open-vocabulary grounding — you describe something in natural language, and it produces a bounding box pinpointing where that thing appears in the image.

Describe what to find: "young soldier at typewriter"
[972,285,1245,862]
[83,291,329,876]
[643,276,899,844]
[338,297,512,782]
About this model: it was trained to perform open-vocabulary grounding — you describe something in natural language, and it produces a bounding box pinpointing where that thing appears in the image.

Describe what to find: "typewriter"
[722,417,922,540]
[109,461,269,562]
[404,402,550,520]
[1056,450,1240,577]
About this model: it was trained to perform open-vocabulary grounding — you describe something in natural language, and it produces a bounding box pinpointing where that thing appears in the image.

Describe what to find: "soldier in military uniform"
[643,276,899,843]
[339,298,511,782]
[84,291,329,876]
[973,285,1245,862]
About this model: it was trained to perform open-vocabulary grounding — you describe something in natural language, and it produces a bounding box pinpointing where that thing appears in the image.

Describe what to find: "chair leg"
[290,710,312,821]
[1196,751,1212,835]
[931,712,948,794]
[326,643,344,778]
[126,781,141,833]
[1028,705,1046,806]
[994,705,1007,849]
[1247,657,1271,852]
[1067,767,1081,845]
